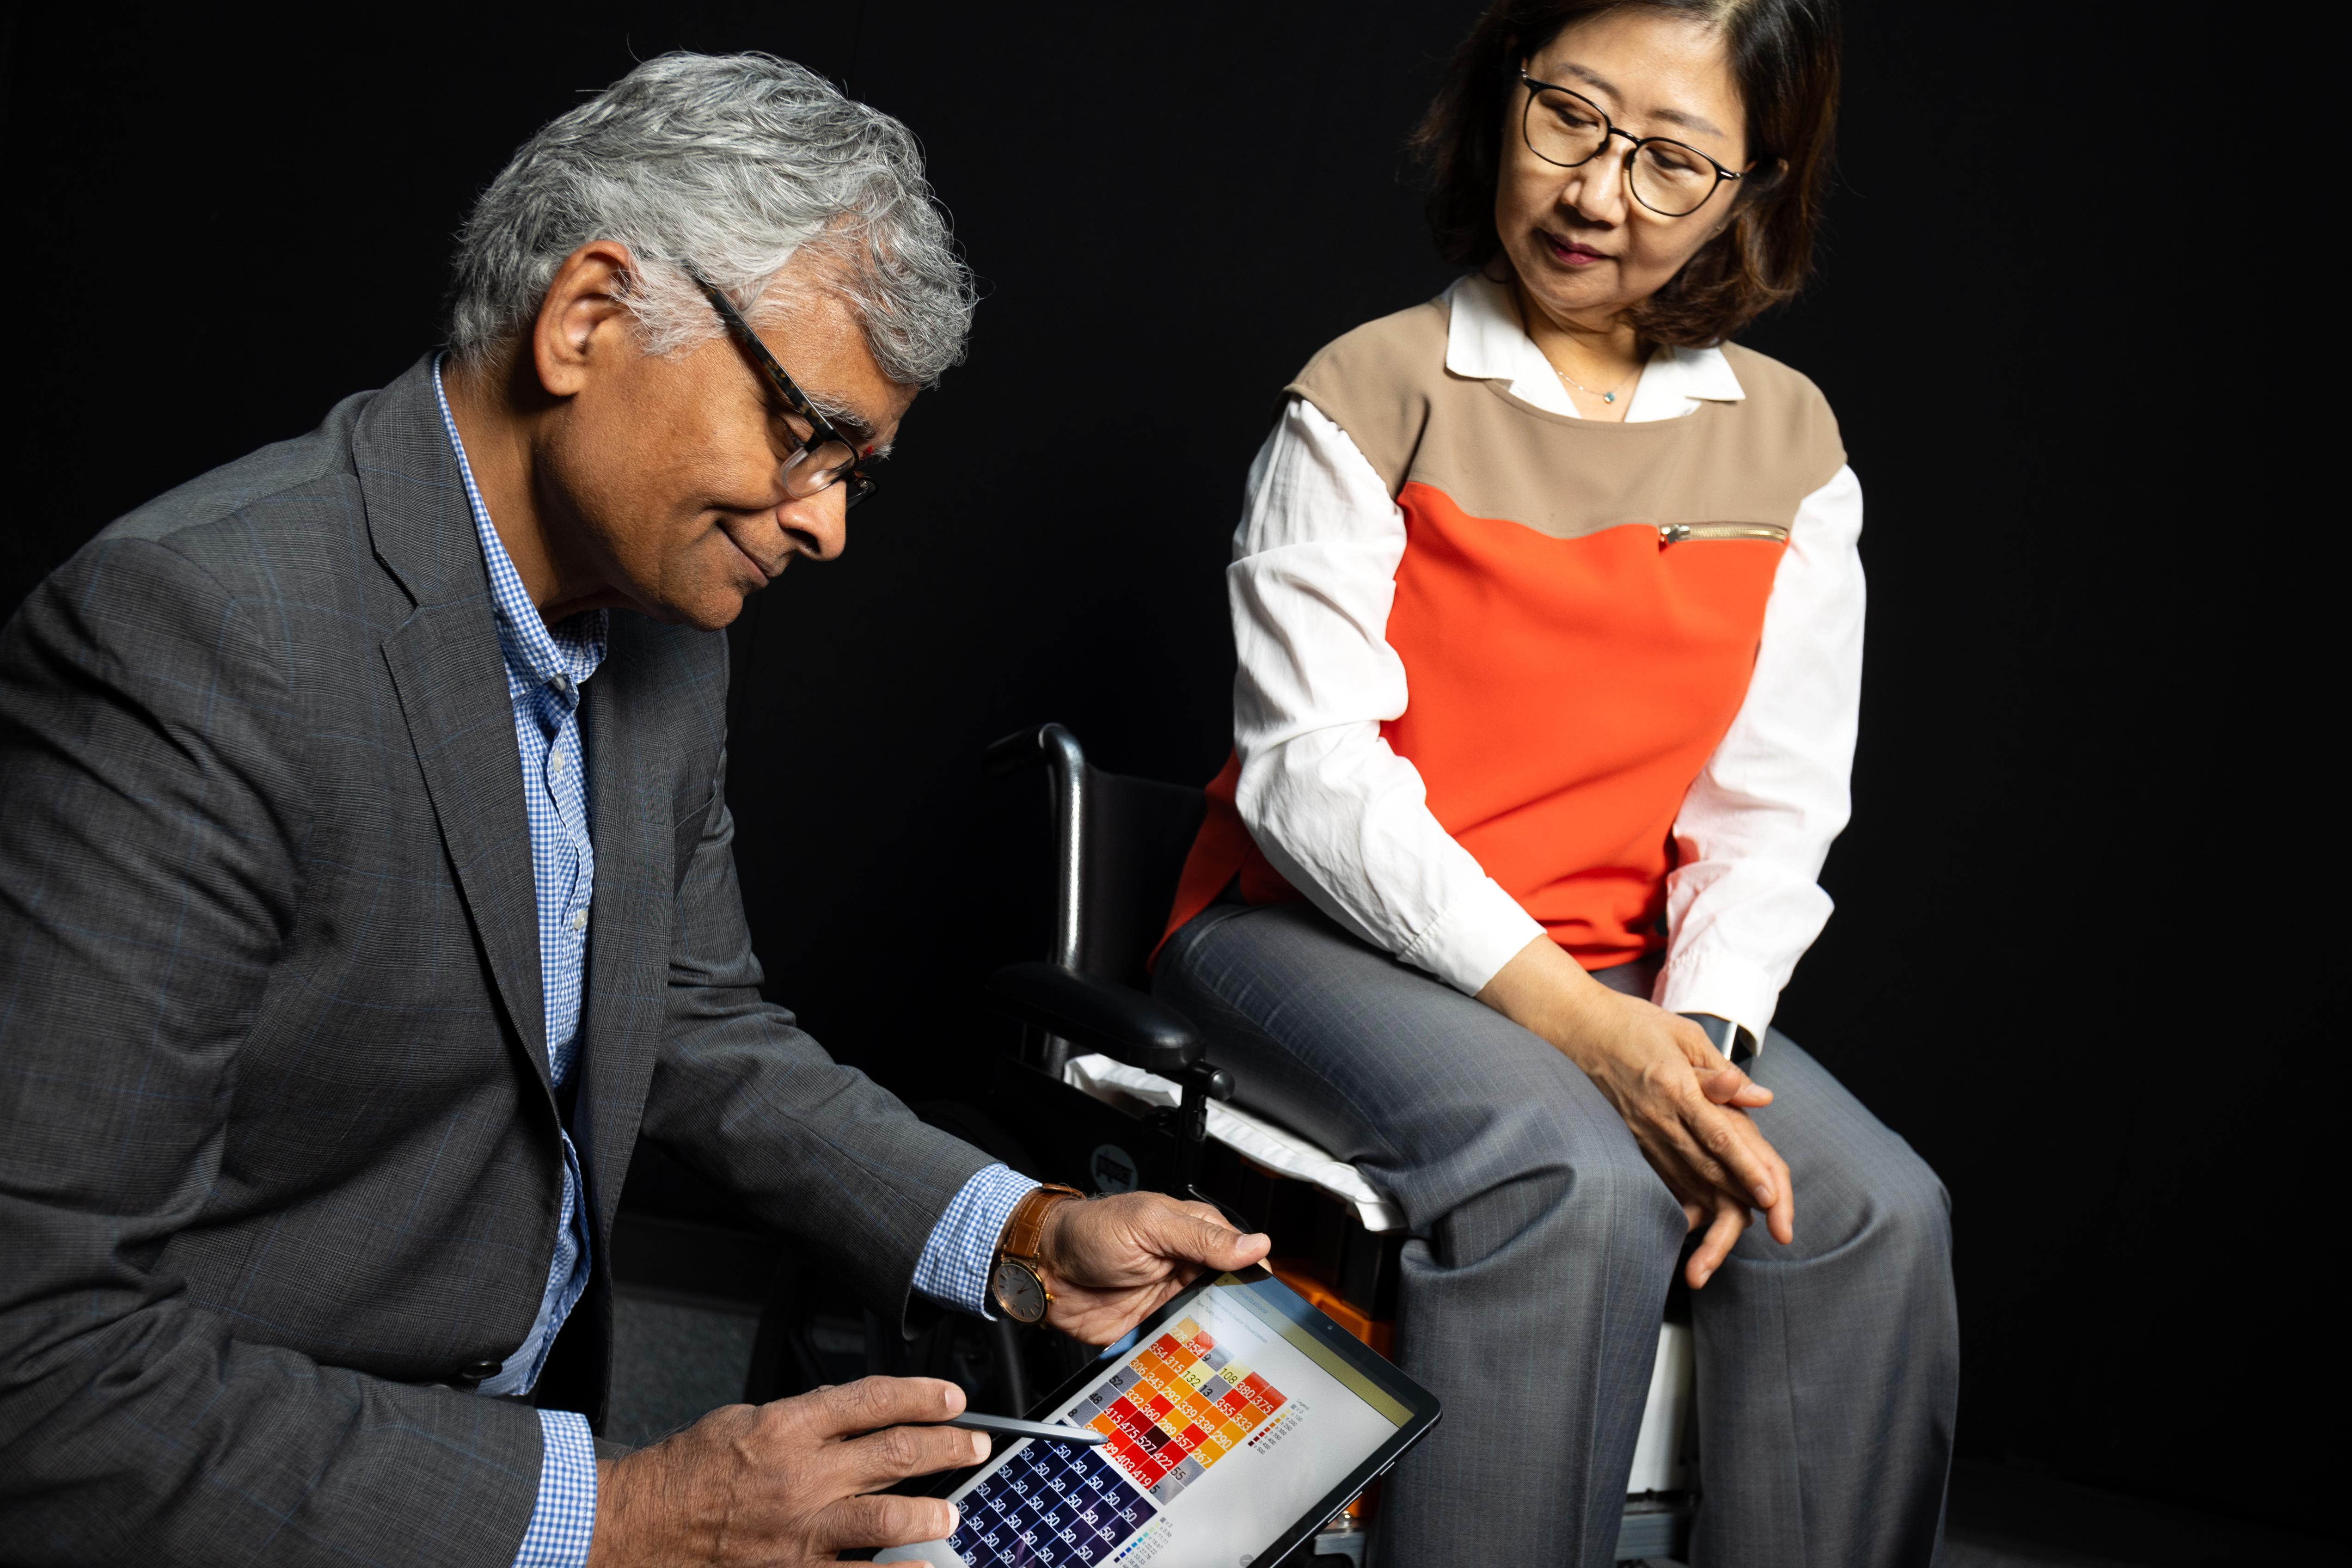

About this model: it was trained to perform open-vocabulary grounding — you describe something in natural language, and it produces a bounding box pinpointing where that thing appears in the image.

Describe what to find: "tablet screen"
[898,1273,1421,1568]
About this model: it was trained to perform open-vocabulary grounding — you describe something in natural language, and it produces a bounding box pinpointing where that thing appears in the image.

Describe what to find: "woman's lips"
[1543,231,1608,267]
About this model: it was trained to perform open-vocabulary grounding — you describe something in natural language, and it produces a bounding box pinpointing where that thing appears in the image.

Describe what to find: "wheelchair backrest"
[1075,766,1207,991]
[986,724,1207,992]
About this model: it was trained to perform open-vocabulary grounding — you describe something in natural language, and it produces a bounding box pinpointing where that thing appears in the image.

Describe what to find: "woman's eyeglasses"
[1518,70,1743,219]
[683,261,876,510]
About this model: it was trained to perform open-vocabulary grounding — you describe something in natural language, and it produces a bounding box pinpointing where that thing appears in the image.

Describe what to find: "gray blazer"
[0,359,992,1564]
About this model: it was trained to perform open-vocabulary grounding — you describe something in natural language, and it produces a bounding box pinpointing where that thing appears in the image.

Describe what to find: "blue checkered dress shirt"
[431,360,1035,1567]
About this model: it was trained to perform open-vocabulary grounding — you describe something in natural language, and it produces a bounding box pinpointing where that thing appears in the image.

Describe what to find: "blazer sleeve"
[0,537,543,1567]
[636,742,994,1325]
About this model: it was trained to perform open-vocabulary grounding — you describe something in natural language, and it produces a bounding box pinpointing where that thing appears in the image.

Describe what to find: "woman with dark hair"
[1154,1,1955,1562]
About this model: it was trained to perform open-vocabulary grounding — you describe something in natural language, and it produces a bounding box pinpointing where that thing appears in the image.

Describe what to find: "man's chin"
[633,582,754,632]
[686,591,753,632]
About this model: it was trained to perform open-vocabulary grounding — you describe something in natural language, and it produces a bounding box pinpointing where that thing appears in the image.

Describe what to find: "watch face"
[992,1258,1048,1323]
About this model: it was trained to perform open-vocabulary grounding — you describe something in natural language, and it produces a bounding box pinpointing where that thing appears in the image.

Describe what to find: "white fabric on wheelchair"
[1062,1053,1407,1233]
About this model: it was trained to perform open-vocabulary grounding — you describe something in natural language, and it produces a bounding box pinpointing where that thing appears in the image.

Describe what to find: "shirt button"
[570,910,588,932]
[551,753,565,776]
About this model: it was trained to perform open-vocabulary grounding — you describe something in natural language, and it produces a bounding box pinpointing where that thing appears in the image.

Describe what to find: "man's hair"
[1414,0,1841,347]
[447,52,975,386]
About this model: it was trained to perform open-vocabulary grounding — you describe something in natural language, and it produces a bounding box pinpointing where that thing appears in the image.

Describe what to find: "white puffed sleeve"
[1228,398,1546,994]
[1656,464,1867,1043]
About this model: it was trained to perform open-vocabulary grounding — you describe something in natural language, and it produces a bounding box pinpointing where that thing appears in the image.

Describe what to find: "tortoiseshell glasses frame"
[683,261,876,510]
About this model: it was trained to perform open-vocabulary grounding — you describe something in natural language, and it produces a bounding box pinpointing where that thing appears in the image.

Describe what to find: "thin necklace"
[1509,286,1639,404]
[1551,349,1636,405]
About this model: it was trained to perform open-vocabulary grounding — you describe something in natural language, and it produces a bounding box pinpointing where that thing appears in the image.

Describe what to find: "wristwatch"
[990,1183,1084,1323]
[1680,1012,1758,1067]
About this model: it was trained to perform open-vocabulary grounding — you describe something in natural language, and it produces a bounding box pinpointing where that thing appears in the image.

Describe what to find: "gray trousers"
[1156,902,1957,1568]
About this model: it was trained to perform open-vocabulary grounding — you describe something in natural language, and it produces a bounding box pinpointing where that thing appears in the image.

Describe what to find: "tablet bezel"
[920,1264,1441,1567]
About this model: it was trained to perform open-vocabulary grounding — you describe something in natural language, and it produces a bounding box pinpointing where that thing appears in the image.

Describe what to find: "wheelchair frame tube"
[1040,723,1088,1078]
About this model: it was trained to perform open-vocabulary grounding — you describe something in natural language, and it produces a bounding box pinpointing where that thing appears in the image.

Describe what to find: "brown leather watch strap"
[1002,1183,1084,1264]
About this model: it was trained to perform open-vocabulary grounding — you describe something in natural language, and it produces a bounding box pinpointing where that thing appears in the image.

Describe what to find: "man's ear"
[530,240,642,399]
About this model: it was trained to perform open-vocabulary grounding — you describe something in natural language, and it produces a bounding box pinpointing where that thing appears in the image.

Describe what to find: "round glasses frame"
[683,261,876,510]
[1517,69,1743,219]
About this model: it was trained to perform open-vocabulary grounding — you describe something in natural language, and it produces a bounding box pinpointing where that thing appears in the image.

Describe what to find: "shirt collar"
[431,355,606,698]
[1440,272,1745,419]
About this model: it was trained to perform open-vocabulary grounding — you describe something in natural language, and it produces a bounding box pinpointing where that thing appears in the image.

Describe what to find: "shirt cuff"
[911,1162,1040,1318]
[1399,876,1548,996]
[1657,948,1780,1050]
[513,1409,596,1568]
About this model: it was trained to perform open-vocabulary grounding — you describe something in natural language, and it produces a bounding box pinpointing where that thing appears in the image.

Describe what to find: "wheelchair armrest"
[984,962,1204,1078]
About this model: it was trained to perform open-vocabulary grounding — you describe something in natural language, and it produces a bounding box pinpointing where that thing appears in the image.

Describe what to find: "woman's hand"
[1478,937,1795,1286]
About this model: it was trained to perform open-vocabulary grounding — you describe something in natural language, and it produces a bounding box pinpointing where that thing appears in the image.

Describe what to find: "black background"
[2,1,2327,1537]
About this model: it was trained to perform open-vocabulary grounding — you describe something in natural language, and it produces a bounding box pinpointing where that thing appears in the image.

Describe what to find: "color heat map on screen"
[946,1318,1288,1566]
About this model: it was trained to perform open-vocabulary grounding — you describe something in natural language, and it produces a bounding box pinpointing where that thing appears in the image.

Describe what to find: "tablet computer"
[895,1266,1439,1568]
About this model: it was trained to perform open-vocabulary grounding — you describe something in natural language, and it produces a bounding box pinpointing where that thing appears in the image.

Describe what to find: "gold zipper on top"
[1657,522,1791,545]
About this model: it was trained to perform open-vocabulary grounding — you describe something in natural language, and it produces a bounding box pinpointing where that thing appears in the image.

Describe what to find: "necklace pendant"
[1602,391,1615,403]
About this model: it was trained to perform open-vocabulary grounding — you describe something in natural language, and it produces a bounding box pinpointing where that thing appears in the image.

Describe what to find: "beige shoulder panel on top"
[1284,298,1450,496]
[1712,342,1848,498]
[1286,299,1848,539]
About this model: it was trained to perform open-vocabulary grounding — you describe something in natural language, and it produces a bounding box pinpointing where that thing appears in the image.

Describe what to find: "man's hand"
[586,1376,989,1567]
[1478,936,1795,1288]
[1035,1193,1272,1344]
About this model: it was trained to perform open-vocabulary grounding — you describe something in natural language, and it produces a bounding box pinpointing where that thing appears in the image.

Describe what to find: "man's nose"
[776,484,849,563]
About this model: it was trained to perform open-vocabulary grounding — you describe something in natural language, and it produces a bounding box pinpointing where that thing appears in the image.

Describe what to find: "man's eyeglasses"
[1518,69,1743,219]
[683,261,876,510]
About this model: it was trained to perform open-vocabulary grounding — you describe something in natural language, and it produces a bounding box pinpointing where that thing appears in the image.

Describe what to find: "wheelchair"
[971,723,1699,1567]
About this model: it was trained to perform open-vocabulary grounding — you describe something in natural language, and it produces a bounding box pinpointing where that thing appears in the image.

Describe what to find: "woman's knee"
[1863,1143,1953,1271]
[1441,1094,1686,1268]
[1578,1142,1690,1261]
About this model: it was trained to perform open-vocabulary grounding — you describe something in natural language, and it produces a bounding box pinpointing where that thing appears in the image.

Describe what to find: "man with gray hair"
[0,52,1265,1567]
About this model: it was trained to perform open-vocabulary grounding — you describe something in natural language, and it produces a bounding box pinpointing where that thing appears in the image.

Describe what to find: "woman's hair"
[447,52,975,386]
[1414,0,1840,346]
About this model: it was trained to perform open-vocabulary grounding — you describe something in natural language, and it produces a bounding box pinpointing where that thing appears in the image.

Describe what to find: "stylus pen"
[922,1413,1109,1447]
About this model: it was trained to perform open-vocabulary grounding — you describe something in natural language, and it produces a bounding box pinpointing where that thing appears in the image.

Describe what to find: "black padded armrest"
[984,962,1203,1077]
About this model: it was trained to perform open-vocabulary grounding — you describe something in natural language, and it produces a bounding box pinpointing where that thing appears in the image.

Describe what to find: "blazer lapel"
[358,359,550,1090]
[574,613,680,1230]
[383,607,549,1088]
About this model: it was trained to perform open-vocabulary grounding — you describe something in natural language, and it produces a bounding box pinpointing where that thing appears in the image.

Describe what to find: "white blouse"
[1226,275,1865,1045]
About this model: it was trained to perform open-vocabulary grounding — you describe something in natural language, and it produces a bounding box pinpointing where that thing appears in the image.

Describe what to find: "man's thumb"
[1185,1214,1270,1267]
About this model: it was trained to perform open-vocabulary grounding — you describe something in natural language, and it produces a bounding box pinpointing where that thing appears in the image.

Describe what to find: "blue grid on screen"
[949,1438,1157,1567]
